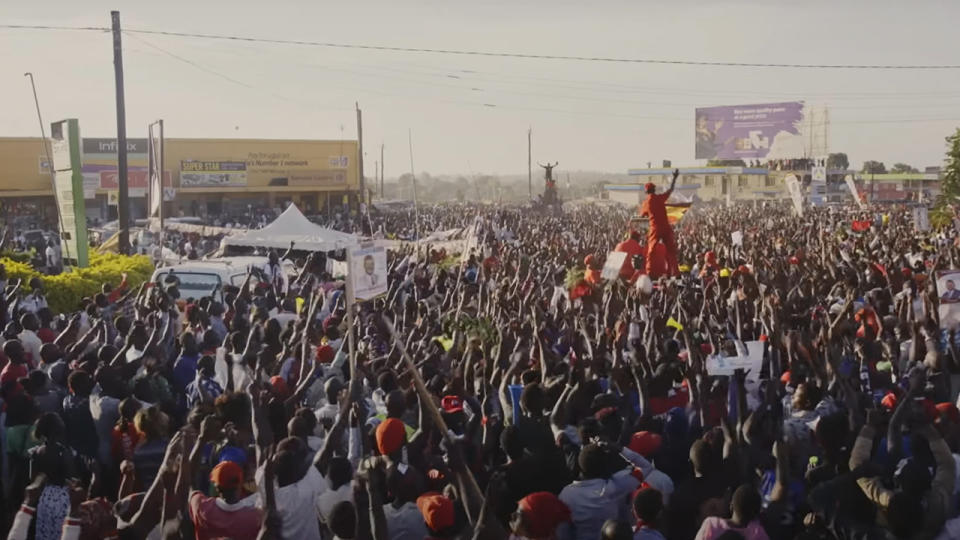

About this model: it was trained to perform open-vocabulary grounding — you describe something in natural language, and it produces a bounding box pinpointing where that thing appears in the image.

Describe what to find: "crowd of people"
[0,194,958,540]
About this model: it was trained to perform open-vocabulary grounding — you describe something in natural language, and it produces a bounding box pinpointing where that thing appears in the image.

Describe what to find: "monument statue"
[538,161,558,182]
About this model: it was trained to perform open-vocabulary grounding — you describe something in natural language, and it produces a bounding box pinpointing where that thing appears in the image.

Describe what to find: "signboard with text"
[180,160,248,187]
[695,102,805,160]
[50,119,89,267]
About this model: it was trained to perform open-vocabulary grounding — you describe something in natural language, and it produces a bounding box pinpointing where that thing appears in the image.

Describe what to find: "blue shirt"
[173,354,200,392]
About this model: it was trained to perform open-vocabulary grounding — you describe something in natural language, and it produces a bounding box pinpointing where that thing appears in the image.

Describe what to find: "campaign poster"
[695,102,805,160]
[349,244,388,301]
[938,270,960,330]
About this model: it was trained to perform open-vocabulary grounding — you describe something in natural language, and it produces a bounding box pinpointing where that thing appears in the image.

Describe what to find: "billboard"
[180,160,248,187]
[695,102,805,160]
[82,137,148,200]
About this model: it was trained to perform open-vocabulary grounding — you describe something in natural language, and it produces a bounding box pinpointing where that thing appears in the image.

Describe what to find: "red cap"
[210,461,244,490]
[936,402,960,424]
[788,256,800,265]
[737,265,751,275]
[780,371,791,385]
[417,492,455,532]
[518,492,571,538]
[441,395,464,414]
[594,407,617,421]
[881,392,898,411]
[316,345,335,364]
[375,418,406,456]
[759,334,768,342]
[269,376,290,398]
[627,431,662,457]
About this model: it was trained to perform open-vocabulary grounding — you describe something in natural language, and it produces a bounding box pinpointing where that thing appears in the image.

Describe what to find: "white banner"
[845,175,865,209]
[601,251,627,281]
[914,206,930,232]
[785,174,803,216]
[706,341,764,376]
[147,123,163,218]
[731,230,743,247]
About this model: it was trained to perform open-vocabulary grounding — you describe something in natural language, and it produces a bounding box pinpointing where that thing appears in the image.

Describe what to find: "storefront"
[0,136,361,225]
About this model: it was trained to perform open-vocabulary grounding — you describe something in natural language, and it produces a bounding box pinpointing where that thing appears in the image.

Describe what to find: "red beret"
[316,345,335,364]
[375,418,406,456]
[518,492,571,538]
[210,461,243,490]
[627,431,662,457]
[417,492,455,532]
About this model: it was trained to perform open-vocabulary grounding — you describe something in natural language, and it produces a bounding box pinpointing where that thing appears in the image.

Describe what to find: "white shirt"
[382,502,429,540]
[18,329,42,368]
[255,464,327,540]
[22,293,47,314]
[317,483,353,525]
[558,448,664,540]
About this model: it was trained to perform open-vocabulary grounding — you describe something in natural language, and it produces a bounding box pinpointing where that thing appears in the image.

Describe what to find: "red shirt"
[189,491,263,540]
[639,192,670,230]
[37,327,56,344]
[649,387,689,416]
[0,362,27,385]
[615,239,644,278]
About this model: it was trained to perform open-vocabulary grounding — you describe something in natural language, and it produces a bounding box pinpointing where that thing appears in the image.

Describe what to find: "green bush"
[0,253,154,314]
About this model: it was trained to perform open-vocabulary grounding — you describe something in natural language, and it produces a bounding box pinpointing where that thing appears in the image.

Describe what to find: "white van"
[150,256,297,303]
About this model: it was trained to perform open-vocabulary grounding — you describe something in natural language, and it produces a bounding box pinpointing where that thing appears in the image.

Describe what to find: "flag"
[665,203,691,225]
[666,317,684,331]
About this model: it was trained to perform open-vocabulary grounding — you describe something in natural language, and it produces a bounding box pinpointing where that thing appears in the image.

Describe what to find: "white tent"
[223,204,358,252]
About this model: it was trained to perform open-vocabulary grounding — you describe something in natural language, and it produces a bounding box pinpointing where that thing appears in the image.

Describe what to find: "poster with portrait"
[937,270,960,330]
[349,244,388,301]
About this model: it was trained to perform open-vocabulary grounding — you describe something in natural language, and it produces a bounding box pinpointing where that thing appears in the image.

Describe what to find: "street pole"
[24,73,69,260]
[356,102,365,208]
[380,143,384,198]
[527,128,532,199]
[408,129,419,240]
[111,10,130,253]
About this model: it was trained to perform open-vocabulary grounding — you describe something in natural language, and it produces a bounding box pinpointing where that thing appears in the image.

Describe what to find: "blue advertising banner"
[695,102,805,160]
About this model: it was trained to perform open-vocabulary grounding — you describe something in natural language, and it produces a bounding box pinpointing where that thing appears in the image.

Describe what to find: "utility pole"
[356,102,365,208]
[408,129,419,240]
[527,128,532,199]
[380,143,384,198]
[24,73,70,259]
[111,10,130,253]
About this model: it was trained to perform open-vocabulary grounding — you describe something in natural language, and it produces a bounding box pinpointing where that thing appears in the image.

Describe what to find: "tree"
[862,161,887,174]
[827,153,849,170]
[891,163,919,174]
[942,128,960,201]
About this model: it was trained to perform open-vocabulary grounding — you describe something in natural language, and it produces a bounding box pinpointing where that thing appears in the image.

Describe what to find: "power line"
[3,24,959,70]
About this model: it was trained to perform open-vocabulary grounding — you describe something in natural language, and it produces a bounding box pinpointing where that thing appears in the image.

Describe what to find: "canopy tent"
[223,204,358,252]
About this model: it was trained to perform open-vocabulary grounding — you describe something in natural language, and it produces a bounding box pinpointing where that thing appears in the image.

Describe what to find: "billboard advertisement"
[180,160,248,187]
[82,137,148,200]
[695,102,805,160]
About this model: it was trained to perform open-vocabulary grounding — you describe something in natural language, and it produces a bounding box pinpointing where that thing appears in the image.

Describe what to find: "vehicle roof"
[153,256,294,273]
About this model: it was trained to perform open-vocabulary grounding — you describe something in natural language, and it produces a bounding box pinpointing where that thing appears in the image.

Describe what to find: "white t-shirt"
[317,483,353,525]
[255,464,327,540]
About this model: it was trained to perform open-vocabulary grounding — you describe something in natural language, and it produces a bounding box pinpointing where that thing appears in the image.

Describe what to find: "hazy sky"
[2,0,959,177]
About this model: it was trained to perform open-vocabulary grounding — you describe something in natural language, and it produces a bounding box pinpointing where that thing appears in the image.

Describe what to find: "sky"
[1,0,959,177]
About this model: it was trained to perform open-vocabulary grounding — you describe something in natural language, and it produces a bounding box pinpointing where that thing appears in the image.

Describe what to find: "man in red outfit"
[639,169,680,277]
[614,230,645,279]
